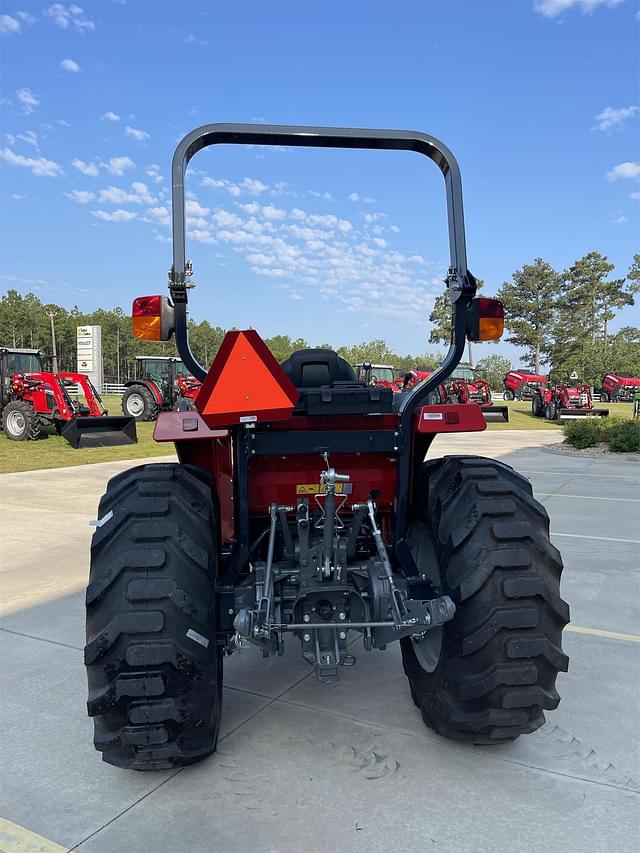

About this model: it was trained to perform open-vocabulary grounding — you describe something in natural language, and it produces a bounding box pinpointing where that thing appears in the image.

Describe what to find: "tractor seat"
[280,348,393,415]
[280,348,357,388]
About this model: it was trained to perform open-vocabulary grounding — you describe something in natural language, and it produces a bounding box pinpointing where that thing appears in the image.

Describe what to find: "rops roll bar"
[169,123,478,416]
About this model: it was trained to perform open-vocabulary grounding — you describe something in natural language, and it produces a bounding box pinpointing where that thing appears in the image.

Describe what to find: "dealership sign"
[76,325,103,393]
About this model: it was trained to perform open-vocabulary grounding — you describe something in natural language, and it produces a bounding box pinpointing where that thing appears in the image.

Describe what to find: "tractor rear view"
[84,123,568,772]
[0,347,136,447]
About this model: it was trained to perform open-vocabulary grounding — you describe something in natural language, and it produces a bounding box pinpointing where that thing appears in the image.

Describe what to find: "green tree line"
[0,290,445,381]
[429,251,640,386]
[2,250,638,388]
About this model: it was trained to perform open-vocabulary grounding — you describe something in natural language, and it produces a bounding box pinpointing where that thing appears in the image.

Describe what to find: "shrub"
[562,419,604,449]
[605,420,640,453]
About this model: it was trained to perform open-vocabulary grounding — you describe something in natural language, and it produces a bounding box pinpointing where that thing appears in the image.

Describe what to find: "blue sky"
[1,0,638,365]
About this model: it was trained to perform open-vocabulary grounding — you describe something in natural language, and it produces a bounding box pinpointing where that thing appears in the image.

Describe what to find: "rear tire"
[122,385,159,421]
[544,402,557,421]
[599,391,609,403]
[401,456,569,744]
[2,400,41,441]
[503,389,515,401]
[85,463,222,770]
[531,394,543,418]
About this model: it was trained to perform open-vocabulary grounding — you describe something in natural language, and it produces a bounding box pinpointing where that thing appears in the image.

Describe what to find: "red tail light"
[467,297,504,342]
[131,295,175,340]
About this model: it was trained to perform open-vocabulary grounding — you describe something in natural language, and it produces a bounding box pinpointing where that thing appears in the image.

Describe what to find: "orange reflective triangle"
[195,330,299,427]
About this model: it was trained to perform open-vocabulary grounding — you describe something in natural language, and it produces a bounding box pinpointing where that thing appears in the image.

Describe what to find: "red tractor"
[401,364,508,421]
[121,355,202,420]
[531,382,609,421]
[84,123,567,771]
[0,347,136,447]
[355,362,398,390]
[503,370,547,401]
[600,373,640,403]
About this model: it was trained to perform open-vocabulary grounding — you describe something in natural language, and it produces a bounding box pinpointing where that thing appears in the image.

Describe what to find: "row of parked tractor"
[1,346,639,446]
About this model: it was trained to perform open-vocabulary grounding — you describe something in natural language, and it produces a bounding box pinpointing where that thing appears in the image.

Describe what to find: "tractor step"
[62,415,137,448]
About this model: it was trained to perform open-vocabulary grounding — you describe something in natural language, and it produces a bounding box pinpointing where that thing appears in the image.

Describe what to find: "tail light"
[467,297,504,341]
[132,295,175,340]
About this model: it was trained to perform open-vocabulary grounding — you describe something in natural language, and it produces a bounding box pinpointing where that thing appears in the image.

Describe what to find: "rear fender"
[124,379,163,405]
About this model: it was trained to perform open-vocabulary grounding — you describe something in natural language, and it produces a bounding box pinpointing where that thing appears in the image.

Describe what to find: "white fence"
[103,383,127,396]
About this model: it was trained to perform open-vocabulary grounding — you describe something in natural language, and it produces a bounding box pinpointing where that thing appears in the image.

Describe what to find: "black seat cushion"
[281,348,357,388]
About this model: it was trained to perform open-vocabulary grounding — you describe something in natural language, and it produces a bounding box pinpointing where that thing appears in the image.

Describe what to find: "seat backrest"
[280,348,357,388]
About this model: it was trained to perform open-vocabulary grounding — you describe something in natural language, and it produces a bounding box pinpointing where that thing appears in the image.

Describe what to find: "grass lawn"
[0,396,174,474]
[0,396,634,474]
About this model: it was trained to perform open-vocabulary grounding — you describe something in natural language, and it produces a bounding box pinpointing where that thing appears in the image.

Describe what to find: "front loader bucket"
[482,405,509,423]
[61,415,137,449]
[558,408,609,421]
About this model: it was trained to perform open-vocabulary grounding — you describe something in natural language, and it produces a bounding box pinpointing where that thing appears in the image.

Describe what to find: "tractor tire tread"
[85,462,222,770]
[401,455,568,745]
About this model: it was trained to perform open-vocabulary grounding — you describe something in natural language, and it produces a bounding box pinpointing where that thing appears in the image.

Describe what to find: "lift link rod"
[361,498,407,622]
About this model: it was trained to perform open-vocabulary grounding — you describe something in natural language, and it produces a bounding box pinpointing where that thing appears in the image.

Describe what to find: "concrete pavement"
[1,431,638,853]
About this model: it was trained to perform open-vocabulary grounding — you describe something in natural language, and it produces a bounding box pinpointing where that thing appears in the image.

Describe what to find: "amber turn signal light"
[131,295,175,340]
[467,297,504,342]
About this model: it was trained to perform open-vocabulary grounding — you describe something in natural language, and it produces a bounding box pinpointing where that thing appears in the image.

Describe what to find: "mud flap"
[481,405,509,423]
[61,415,137,448]
[558,408,609,420]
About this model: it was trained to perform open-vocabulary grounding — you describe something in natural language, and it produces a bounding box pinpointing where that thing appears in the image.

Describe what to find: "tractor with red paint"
[121,355,202,420]
[503,370,547,401]
[0,347,136,447]
[600,372,640,403]
[356,362,398,390]
[531,382,609,420]
[401,364,508,421]
[84,123,568,771]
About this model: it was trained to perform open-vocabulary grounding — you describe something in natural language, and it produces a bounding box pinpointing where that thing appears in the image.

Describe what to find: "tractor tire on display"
[503,389,515,401]
[1,400,41,441]
[544,403,557,421]
[599,392,609,403]
[121,384,159,421]
[85,462,223,770]
[531,394,543,418]
[401,455,569,744]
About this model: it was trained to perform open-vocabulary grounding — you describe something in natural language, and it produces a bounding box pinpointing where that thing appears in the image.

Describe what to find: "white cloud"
[57,118,71,127]
[98,182,156,205]
[593,106,639,132]
[65,190,95,203]
[46,4,95,33]
[607,162,640,181]
[240,177,268,195]
[610,214,627,224]
[125,126,150,142]
[100,111,120,122]
[534,0,623,16]
[16,88,39,114]
[101,156,135,176]
[261,204,287,221]
[373,237,387,247]
[146,164,163,182]
[185,199,209,216]
[348,192,360,202]
[16,130,38,147]
[363,212,385,224]
[0,147,63,176]
[147,206,170,226]
[60,58,81,73]
[16,11,36,24]
[92,209,137,222]
[202,176,227,189]
[238,201,260,216]
[290,208,306,221]
[72,158,99,176]
[390,225,400,233]
[212,209,242,227]
[1,15,21,34]
[631,191,640,200]
[184,33,207,46]
[189,229,216,244]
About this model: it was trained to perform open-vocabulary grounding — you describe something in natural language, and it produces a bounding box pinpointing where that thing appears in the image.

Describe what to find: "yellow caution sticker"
[296,483,350,495]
